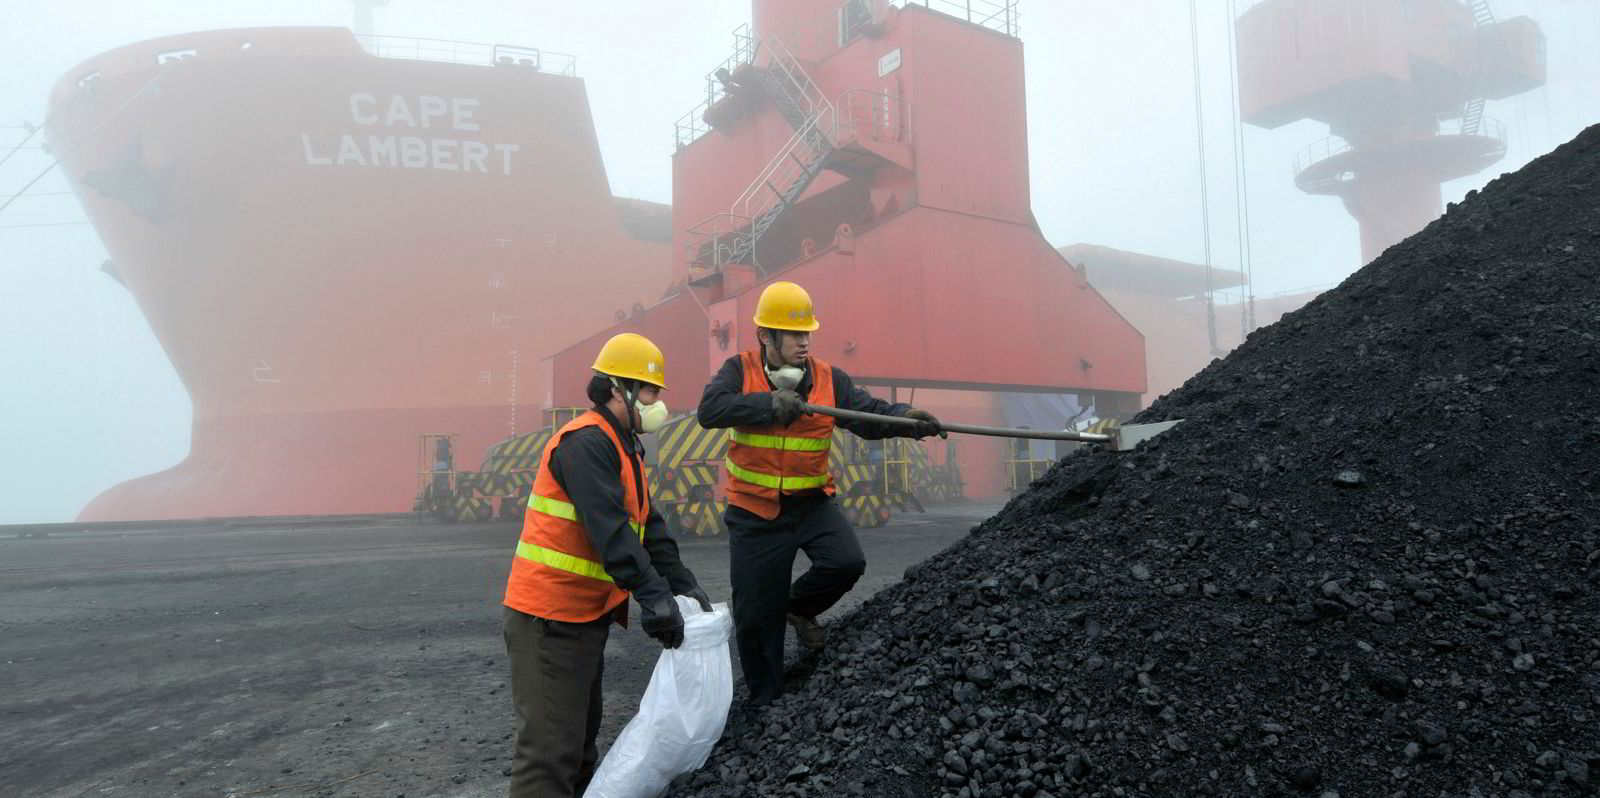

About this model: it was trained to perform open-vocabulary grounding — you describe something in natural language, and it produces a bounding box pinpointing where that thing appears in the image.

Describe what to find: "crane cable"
[1224,0,1258,335]
[1188,0,1221,356]
[0,69,166,219]
[0,122,41,170]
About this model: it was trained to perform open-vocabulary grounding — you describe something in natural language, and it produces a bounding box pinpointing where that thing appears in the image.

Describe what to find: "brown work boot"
[787,612,825,651]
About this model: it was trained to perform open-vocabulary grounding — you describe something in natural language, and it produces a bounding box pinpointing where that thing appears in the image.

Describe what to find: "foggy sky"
[2,0,1598,523]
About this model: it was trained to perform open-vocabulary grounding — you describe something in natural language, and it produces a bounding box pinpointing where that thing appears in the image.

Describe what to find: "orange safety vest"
[724,350,837,521]
[503,410,649,623]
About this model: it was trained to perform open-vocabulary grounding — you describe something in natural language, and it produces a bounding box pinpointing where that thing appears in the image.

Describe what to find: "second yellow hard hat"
[753,281,820,332]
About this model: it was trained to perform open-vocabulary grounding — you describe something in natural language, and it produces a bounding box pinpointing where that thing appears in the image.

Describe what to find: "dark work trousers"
[501,606,610,798]
[726,494,867,706]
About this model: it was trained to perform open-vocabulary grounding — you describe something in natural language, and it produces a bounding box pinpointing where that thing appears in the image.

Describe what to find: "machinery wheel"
[498,494,527,521]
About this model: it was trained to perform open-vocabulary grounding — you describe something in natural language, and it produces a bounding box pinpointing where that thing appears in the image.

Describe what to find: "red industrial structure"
[1237,0,1546,263]
[542,0,1147,499]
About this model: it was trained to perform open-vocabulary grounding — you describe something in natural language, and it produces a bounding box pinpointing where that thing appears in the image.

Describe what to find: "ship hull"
[79,406,513,520]
[49,28,670,521]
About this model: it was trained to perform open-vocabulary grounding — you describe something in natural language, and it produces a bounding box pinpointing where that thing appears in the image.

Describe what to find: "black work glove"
[904,408,947,439]
[771,389,805,426]
[682,584,714,613]
[640,598,685,649]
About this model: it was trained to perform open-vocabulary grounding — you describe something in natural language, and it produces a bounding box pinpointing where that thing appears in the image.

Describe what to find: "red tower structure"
[1237,0,1545,263]
[543,0,1146,498]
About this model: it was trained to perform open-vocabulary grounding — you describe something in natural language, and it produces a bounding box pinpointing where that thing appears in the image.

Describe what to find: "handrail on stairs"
[674,24,759,148]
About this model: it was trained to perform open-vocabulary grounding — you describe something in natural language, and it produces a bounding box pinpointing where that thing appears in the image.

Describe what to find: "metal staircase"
[1459,0,1499,136]
[1466,0,1496,27]
[1460,97,1487,136]
[695,32,842,272]
[754,69,815,130]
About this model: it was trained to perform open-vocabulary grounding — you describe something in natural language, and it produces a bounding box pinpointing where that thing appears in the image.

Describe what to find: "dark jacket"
[545,406,694,609]
[697,354,914,439]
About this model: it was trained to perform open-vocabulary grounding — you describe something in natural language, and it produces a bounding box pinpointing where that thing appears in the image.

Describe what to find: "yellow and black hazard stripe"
[655,414,728,468]
[644,463,680,504]
[448,490,494,523]
[890,490,925,514]
[666,496,727,538]
[483,471,535,498]
[652,462,720,505]
[836,463,878,497]
[454,471,487,495]
[481,429,552,475]
[649,415,731,532]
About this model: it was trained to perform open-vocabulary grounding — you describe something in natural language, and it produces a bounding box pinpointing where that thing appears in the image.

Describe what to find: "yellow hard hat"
[753,281,820,332]
[591,333,666,389]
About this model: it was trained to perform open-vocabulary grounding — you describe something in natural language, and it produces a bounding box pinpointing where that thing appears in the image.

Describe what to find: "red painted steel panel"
[718,210,1145,393]
[50,28,670,520]
[897,9,1032,224]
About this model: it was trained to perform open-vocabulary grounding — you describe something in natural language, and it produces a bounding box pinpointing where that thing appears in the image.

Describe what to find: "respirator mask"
[613,377,668,434]
[767,365,804,391]
[635,397,669,434]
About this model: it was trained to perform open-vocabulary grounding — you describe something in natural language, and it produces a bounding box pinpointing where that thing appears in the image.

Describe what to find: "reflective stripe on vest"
[518,495,645,582]
[729,429,831,452]
[725,459,830,491]
[527,494,645,536]
[516,539,614,583]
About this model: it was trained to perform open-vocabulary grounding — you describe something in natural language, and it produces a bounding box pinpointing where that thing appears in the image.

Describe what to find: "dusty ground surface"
[0,502,997,797]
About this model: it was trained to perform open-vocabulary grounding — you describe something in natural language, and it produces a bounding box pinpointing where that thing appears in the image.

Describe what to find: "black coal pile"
[673,125,1600,798]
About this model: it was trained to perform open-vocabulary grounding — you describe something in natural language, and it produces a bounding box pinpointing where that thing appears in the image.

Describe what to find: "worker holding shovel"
[697,281,944,707]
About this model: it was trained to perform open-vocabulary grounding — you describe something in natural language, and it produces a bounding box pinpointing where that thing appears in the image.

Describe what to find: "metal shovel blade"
[1109,419,1183,452]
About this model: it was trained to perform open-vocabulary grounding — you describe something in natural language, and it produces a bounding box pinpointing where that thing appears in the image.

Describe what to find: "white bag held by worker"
[584,595,734,798]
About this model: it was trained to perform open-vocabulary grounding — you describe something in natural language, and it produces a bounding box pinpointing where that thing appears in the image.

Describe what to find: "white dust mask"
[634,399,669,434]
[767,365,804,391]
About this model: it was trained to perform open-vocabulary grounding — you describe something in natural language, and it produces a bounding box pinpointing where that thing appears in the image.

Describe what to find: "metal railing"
[1467,0,1497,26]
[1292,114,1507,191]
[674,25,759,148]
[1004,455,1052,494]
[675,1,926,149]
[833,87,909,143]
[673,109,714,147]
[685,212,756,273]
[760,29,838,134]
[734,117,831,225]
[1292,133,1354,184]
[771,0,883,63]
[727,31,840,223]
[882,439,916,496]
[892,0,1019,38]
[354,34,576,75]
[686,87,908,274]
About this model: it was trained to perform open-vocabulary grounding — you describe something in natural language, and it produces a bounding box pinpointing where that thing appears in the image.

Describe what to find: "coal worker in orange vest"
[501,332,712,798]
[697,281,944,706]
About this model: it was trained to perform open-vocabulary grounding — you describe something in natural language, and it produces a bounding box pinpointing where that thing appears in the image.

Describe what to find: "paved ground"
[0,503,999,798]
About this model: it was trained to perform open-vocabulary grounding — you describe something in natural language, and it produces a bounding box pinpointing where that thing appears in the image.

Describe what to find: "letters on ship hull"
[47,27,671,521]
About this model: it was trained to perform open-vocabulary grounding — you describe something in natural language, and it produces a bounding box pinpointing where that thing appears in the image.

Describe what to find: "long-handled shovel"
[799,403,1181,452]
